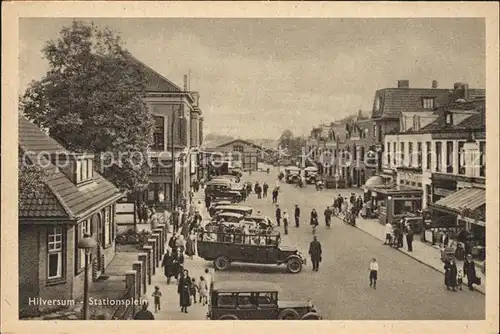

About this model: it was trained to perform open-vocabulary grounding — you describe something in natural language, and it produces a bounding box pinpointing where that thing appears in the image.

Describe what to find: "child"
[151,286,162,312]
[368,258,378,289]
[198,276,209,305]
[190,277,199,304]
[457,269,464,291]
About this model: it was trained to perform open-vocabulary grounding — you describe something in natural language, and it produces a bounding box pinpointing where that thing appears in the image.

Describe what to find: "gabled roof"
[214,138,266,151]
[373,88,453,119]
[19,116,123,220]
[125,52,183,93]
[420,99,485,133]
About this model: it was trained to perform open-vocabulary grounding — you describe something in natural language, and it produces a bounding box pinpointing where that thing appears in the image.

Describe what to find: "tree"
[20,21,154,192]
[278,129,305,159]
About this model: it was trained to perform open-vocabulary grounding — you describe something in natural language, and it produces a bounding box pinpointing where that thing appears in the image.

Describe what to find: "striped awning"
[433,187,485,213]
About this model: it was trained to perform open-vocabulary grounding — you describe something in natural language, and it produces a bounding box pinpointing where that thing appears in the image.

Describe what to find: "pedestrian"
[272,188,279,204]
[324,206,332,228]
[190,277,199,304]
[406,225,414,252]
[444,256,458,291]
[463,254,479,291]
[178,270,192,313]
[356,196,364,216]
[440,232,450,248]
[397,222,404,248]
[283,210,289,235]
[203,268,213,293]
[368,258,379,289]
[137,202,144,224]
[133,301,155,320]
[192,179,199,192]
[161,249,175,284]
[383,222,393,245]
[336,194,344,214]
[349,193,356,207]
[141,203,148,224]
[456,269,464,291]
[310,209,319,233]
[168,233,177,252]
[151,286,162,312]
[200,177,205,189]
[204,194,212,210]
[263,182,269,198]
[275,205,282,227]
[198,275,209,305]
[189,189,194,204]
[171,208,180,234]
[185,232,196,260]
[173,247,185,280]
[294,204,301,227]
[308,235,322,272]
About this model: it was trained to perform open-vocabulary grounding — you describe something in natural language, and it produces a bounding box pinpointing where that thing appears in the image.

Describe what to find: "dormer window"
[75,156,94,184]
[445,113,453,125]
[422,97,436,109]
[375,97,381,112]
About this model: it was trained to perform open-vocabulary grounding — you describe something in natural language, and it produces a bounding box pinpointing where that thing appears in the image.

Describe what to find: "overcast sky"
[19,18,485,139]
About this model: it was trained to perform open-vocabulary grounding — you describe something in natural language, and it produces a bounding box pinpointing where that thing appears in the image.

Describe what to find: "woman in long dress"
[178,270,192,313]
[185,233,196,259]
[161,249,175,284]
[444,256,458,291]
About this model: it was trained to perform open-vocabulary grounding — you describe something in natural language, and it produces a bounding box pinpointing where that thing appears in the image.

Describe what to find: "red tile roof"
[19,116,123,220]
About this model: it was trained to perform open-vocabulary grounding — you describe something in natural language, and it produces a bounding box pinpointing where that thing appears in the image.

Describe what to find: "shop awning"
[433,187,485,214]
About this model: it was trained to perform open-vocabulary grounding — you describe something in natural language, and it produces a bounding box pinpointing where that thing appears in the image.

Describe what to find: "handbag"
[475,276,481,285]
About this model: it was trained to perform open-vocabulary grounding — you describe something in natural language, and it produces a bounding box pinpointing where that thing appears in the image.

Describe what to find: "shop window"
[479,141,485,177]
[435,142,442,172]
[446,141,453,173]
[394,199,421,216]
[48,226,64,280]
[152,116,165,150]
[458,141,465,174]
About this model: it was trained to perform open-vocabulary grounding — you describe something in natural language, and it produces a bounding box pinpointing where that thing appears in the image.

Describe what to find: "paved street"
[211,166,485,320]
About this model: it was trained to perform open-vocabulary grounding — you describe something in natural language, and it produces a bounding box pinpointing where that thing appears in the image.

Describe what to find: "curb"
[353,224,486,295]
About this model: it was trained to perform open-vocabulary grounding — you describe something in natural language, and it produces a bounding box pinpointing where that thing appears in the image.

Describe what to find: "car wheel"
[214,256,230,271]
[278,308,300,320]
[286,257,302,273]
[301,312,321,320]
[218,314,239,320]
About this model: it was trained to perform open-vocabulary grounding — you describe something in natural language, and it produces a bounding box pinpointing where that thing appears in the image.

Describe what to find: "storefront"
[431,174,457,202]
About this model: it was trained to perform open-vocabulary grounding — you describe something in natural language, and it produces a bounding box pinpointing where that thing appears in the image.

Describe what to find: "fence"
[110,283,136,320]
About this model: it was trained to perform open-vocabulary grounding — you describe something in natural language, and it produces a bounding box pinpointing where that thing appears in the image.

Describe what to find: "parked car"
[242,215,276,229]
[212,212,245,224]
[208,200,233,216]
[197,231,306,273]
[212,205,253,218]
[207,280,322,320]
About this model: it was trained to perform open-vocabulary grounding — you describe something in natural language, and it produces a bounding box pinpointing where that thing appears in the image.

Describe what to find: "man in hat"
[275,205,282,227]
[133,301,155,320]
[308,236,322,272]
[294,204,301,227]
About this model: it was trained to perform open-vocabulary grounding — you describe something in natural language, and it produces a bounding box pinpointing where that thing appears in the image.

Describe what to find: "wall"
[19,224,40,316]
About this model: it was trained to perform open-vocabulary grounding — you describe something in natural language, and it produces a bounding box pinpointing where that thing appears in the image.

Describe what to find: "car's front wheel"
[286,257,302,273]
[301,312,321,320]
[218,314,239,320]
[214,256,230,271]
[278,308,300,320]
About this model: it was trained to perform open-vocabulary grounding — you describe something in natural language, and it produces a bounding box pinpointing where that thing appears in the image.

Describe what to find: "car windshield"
[214,292,277,308]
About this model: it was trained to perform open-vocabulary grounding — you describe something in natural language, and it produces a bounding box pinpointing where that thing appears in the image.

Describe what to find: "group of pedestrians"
[443,254,480,292]
[383,221,414,252]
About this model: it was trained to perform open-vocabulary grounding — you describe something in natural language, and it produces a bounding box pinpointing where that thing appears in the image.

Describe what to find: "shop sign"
[399,171,422,184]
[371,191,377,197]
[434,188,454,197]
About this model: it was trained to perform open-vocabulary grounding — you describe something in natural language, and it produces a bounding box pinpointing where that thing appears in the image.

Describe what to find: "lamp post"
[171,107,188,211]
[77,234,97,320]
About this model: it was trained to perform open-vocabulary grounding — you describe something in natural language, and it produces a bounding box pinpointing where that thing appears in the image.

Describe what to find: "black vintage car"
[197,231,306,273]
[207,281,322,320]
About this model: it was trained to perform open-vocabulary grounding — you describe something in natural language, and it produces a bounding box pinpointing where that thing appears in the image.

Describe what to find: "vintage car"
[212,205,253,218]
[206,181,243,202]
[284,166,301,184]
[208,200,233,216]
[197,231,306,273]
[242,215,275,229]
[207,281,322,320]
[212,212,245,224]
[303,166,319,184]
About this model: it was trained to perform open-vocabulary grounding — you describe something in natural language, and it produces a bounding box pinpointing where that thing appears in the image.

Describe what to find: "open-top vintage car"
[304,166,319,184]
[197,231,306,273]
[207,281,322,320]
[284,166,301,184]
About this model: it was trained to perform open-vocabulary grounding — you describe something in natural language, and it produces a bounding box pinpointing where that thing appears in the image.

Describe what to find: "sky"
[19,18,485,139]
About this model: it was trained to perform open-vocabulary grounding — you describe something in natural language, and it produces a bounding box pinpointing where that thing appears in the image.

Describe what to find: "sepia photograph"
[2,2,499,333]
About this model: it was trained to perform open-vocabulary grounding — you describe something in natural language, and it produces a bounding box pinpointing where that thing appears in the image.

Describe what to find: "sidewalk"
[355,217,486,294]
[142,188,212,320]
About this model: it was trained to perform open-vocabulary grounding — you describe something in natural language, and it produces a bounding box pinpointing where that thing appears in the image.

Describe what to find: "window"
[375,97,381,112]
[445,113,453,125]
[372,125,377,138]
[426,185,432,205]
[394,199,421,215]
[426,141,431,170]
[233,145,244,153]
[479,141,485,177]
[87,159,93,179]
[81,159,87,182]
[152,116,165,150]
[408,142,413,167]
[458,141,465,174]
[400,142,405,167]
[103,207,112,246]
[78,219,91,270]
[422,97,435,109]
[76,160,82,183]
[48,226,63,279]
[360,146,365,162]
[417,142,422,168]
[435,142,442,172]
[446,141,453,173]
[216,293,236,307]
[392,142,397,166]
[386,143,391,167]
[353,145,357,161]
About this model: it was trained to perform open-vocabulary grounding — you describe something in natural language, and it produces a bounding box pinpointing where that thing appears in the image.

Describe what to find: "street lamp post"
[171,108,188,211]
[77,234,97,320]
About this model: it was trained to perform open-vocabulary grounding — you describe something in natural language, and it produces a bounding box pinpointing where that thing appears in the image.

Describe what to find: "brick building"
[19,115,123,317]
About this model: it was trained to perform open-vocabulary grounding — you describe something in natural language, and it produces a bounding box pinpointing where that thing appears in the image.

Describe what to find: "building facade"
[207,139,266,172]
[19,116,123,317]
[128,55,203,209]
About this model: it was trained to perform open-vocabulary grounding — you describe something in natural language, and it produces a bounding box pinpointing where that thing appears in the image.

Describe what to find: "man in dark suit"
[294,204,301,227]
[406,226,414,252]
[275,205,282,227]
[308,236,322,272]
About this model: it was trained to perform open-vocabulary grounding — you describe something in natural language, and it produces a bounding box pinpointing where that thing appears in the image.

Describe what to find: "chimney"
[397,80,409,88]
[463,83,469,100]
[432,80,438,89]
[453,82,463,90]
[183,75,188,91]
